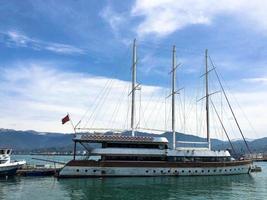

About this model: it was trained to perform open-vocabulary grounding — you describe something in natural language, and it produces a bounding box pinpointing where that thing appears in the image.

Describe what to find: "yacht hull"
[59,160,252,178]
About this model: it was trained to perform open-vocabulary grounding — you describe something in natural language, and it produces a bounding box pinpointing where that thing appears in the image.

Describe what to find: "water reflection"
[58,174,255,200]
[0,162,265,200]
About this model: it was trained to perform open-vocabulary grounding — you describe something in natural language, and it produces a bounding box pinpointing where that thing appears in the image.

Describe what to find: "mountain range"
[0,128,266,155]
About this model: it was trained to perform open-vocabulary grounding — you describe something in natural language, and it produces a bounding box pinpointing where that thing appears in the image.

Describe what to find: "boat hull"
[59,160,252,178]
[0,161,26,177]
[0,166,18,176]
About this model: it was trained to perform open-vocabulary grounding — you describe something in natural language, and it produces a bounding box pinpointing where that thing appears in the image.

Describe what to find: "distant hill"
[0,128,266,154]
[0,128,73,152]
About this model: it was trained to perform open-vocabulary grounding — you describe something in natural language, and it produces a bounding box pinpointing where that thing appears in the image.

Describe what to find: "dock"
[16,157,64,177]
[17,168,61,177]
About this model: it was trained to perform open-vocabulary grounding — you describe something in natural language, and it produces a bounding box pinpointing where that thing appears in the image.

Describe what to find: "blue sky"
[0,0,267,139]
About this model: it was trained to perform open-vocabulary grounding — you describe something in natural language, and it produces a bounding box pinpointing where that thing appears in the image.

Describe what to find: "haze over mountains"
[0,128,266,154]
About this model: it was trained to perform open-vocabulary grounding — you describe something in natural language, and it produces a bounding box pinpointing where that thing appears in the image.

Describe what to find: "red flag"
[62,114,70,124]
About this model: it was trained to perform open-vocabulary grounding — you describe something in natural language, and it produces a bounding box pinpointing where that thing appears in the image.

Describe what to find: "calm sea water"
[0,155,266,200]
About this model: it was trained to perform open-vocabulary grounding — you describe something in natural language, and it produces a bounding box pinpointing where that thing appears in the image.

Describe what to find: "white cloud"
[0,61,168,134]
[131,0,267,37]
[243,77,267,84]
[1,31,85,55]
[100,6,124,32]
[0,61,266,139]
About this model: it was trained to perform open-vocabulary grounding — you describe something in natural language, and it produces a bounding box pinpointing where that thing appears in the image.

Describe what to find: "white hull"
[59,164,251,177]
[0,161,26,176]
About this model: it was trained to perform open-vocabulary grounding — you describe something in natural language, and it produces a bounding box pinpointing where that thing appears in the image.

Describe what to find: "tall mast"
[172,45,176,149]
[131,39,137,136]
[205,49,211,150]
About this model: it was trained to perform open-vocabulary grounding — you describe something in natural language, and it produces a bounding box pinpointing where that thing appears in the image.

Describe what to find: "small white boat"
[0,149,26,176]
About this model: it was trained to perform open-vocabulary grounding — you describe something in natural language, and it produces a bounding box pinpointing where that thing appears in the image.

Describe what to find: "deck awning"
[73,134,168,144]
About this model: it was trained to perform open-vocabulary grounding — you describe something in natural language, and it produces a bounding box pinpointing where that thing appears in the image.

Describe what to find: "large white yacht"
[59,40,253,178]
[0,149,26,176]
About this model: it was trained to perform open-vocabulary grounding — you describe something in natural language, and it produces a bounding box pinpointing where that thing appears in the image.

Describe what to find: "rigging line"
[220,80,260,138]
[88,78,116,129]
[123,83,130,130]
[139,88,142,126]
[138,87,151,130]
[209,56,252,154]
[83,78,113,128]
[197,72,206,137]
[211,100,237,155]
[148,91,167,130]
[184,94,196,133]
[183,88,186,133]
[177,92,184,132]
[80,78,112,124]
[119,83,130,131]
[166,97,172,131]
[153,93,168,130]
[164,88,169,131]
[140,102,149,130]
[220,91,224,141]
[143,90,163,123]
[109,84,129,129]
[138,86,142,128]
[112,85,129,126]
[81,44,131,128]
[141,87,159,116]
[235,99,260,138]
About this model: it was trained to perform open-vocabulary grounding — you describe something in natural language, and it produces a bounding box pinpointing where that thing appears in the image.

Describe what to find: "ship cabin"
[73,134,168,162]
[0,149,12,164]
[73,134,232,163]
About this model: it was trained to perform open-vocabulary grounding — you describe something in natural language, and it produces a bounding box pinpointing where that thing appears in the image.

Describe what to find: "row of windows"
[145,168,245,174]
[103,156,231,162]
[169,157,231,162]
[104,156,166,161]
[75,168,245,174]
[103,143,167,149]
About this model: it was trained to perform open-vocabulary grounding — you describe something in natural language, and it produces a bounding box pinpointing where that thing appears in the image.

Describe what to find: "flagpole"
[67,113,76,134]
[67,113,77,160]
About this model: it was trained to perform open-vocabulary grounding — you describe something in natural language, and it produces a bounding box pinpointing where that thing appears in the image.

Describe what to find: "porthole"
[214,170,216,172]
[207,170,210,172]
[182,170,184,173]
[76,169,79,172]
[189,170,191,173]
[85,169,88,172]
[201,170,204,173]
[153,170,156,173]
[93,169,96,172]
[219,169,222,172]
[234,169,236,171]
[161,170,164,173]
[146,170,149,173]
[174,170,178,173]
[225,169,227,172]
[168,170,170,173]
[230,169,232,171]
[195,170,198,173]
